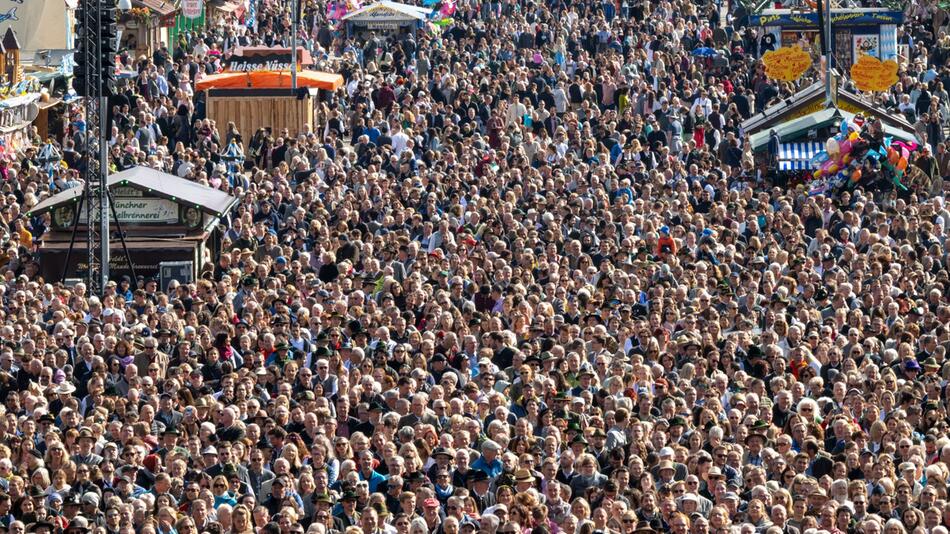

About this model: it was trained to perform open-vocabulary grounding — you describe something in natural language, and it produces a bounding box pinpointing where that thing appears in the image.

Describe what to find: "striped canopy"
[778,142,824,170]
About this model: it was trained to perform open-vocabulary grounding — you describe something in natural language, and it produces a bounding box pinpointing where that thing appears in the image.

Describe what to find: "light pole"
[291,0,298,90]
[98,0,132,290]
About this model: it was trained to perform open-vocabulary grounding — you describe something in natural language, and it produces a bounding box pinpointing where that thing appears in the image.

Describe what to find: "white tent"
[0,0,73,56]
[343,1,431,29]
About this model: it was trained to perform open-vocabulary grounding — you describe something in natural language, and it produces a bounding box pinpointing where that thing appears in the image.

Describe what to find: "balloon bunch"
[807,121,866,195]
[326,0,362,24]
[806,119,918,196]
[425,0,455,29]
[865,139,918,191]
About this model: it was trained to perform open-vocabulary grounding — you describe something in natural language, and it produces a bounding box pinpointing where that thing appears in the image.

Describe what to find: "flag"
[246,0,256,30]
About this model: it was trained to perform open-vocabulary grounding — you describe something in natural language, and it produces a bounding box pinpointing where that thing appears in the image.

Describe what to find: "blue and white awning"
[779,142,824,170]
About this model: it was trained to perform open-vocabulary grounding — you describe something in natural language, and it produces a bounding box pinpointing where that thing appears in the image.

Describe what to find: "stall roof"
[195,70,344,91]
[751,8,903,26]
[233,46,313,65]
[132,0,178,16]
[749,108,918,151]
[208,0,244,12]
[742,81,915,136]
[29,166,238,217]
[343,1,432,22]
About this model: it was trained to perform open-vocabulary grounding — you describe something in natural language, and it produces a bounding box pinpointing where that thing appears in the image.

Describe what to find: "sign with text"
[80,197,179,224]
[183,0,203,19]
[762,46,812,82]
[225,52,299,72]
[850,54,898,92]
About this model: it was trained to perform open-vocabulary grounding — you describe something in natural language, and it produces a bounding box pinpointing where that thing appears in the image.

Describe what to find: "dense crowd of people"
[2,0,950,533]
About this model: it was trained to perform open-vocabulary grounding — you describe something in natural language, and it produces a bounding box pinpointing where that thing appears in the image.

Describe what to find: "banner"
[850,54,898,92]
[225,52,298,71]
[80,197,179,224]
[246,0,256,30]
[752,10,903,27]
[183,0,203,19]
[762,46,812,82]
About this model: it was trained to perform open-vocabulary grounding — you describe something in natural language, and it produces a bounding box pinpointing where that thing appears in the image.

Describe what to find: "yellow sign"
[850,55,899,92]
[762,46,813,82]
[784,98,880,123]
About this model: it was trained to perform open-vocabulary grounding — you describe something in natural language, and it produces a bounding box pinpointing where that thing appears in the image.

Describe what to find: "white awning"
[779,142,824,170]
[343,1,432,23]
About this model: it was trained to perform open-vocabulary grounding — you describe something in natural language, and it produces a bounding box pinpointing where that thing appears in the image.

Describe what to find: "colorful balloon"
[893,140,919,152]
[848,132,859,141]
[896,157,908,171]
[826,138,840,155]
[888,149,900,165]
[810,150,829,167]
[839,140,852,154]
[851,169,862,182]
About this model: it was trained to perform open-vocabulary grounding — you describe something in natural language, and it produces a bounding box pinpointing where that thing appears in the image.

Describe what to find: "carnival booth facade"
[342,1,431,40]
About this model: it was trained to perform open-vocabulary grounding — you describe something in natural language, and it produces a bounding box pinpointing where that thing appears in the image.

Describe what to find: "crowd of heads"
[2,0,950,534]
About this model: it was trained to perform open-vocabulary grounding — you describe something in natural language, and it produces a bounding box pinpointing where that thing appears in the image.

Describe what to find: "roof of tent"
[741,81,915,136]
[29,166,238,218]
[195,70,344,91]
[749,108,918,152]
[343,1,432,22]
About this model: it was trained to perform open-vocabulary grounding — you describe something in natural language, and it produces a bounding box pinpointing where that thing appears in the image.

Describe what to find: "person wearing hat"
[72,428,103,466]
[27,520,56,534]
[80,492,104,525]
[332,489,361,529]
[587,427,609,461]
[570,367,597,396]
[460,517,479,533]
[902,358,922,380]
[467,470,495,512]
[427,447,455,481]
[63,516,92,534]
[513,469,536,493]
[656,460,677,488]
[471,440,503,478]
[421,497,442,531]
[743,421,770,466]
[568,433,589,457]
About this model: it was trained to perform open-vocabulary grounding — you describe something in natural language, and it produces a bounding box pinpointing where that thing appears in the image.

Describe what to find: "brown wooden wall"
[206,93,315,146]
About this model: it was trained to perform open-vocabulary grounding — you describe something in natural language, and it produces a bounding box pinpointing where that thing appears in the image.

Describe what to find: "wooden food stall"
[121,0,179,57]
[200,69,344,145]
[27,166,238,281]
